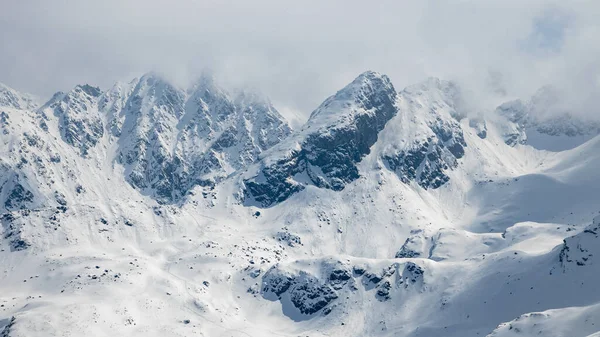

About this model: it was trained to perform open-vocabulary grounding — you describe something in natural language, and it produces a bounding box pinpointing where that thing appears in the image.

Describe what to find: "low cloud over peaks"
[1,0,599,121]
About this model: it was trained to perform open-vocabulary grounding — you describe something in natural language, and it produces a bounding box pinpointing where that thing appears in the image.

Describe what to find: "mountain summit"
[1,73,600,337]
[242,71,398,207]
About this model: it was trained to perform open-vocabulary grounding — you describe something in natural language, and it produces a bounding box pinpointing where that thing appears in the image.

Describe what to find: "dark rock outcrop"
[262,262,354,317]
[559,216,600,269]
[383,117,466,190]
[104,73,291,203]
[45,84,105,157]
[244,71,398,207]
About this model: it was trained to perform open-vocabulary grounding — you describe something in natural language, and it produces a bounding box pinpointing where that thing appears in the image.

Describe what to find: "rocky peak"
[242,71,398,207]
[131,73,186,119]
[98,73,292,203]
[379,77,467,190]
[494,99,528,146]
[233,90,293,150]
[112,75,189,202]
[99,79,138,137]
[494,86,600,150]
[43,84,105,157]
[0,82,38,110]
[306,70,395,127]
[180,73,235,138]
[76,84,102,98]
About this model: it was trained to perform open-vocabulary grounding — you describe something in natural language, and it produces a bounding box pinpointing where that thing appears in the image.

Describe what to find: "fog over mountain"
[1,1,600,122]
[1,2,600,337]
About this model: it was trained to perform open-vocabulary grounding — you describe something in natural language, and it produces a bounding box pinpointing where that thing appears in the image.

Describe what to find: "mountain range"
[1,71,600,337]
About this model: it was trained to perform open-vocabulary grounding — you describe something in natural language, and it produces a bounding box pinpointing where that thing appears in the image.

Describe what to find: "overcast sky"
[1,0,599,123]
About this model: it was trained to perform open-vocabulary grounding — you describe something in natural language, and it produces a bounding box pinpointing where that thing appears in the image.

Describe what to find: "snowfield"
[1,72,600,337]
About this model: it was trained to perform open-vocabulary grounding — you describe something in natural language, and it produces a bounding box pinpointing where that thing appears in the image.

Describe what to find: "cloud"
[522,7,572,55]
[0,0,599,121]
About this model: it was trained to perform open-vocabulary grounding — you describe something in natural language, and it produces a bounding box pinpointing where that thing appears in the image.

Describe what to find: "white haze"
[0,0,599,122]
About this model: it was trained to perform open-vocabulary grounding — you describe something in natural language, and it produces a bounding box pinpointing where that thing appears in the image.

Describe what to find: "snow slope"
[1,72,600,337]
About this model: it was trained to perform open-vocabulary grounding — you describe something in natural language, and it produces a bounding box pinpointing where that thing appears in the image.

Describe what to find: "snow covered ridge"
[380,78,467,190]
[1,73,292,204]
[103,74,292,203]
[2,72,598,207]
[495,86,600,151]
[42,84,105,157]
[3,71,600,336]
[241,75,474,207]
[241,71,398,207]
[0,83,39,111]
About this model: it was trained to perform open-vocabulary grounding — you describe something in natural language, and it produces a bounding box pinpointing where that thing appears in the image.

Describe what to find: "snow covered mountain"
[32,73,292,203]
[495,86,600,151]
[0,83,39,111]
[242,71,398,207]
[1,71,600,337]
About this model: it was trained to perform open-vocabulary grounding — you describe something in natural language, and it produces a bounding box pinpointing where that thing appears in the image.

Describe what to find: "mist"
[1,0,599,122]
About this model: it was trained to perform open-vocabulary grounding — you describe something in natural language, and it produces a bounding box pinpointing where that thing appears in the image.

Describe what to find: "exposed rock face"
[109,74,189,202]
[1,211,30,251]
[104,74,292,203]
[262,259,428,317]
[469,117,488,139]
[402,262,425,286]
[0,83,38,110]
[261,262,353,317]
[0,316,16,337]
[559,216,600,269]
[495,86,600,148]
[0,76,291,206]
[243,71,398,207]
[0,161,36,212]
[275,231,302,247]
[382,122,466,189]
[43,84,105,157]
[396,231,428,259]
[262,271,339,316]
[381,78,467,190]
[495,99,530,146]
[289,280,339,315]
[3,182,34,211]
[0,111,9,135]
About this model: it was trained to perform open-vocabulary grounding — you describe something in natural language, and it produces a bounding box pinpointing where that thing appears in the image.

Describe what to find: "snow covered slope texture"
[242,75,469,208]
[379,78,467,190]
[30,74,292,203]
[242,71,398,207]
[2,70,600,337]
[42,85,105,157]
[0,83,38,111]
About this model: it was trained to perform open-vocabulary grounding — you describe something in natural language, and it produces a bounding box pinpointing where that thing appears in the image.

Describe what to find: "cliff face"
[243,71,398,207]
